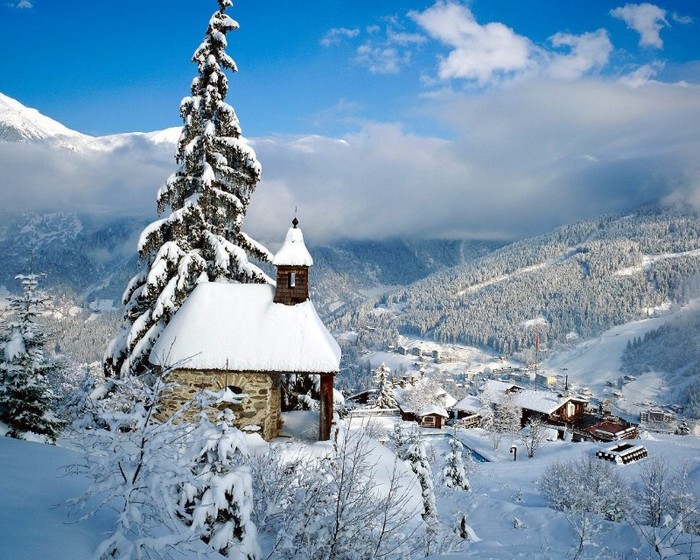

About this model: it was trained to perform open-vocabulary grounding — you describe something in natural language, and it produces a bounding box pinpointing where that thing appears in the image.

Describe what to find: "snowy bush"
[539,455,629,522]
[539,455,630,558]
[630,457,700,559]
[70,376,194,559]
[517,417,548,458]
[480,389,521,450]
[250,426,420,559]
[633,457,700,534]
[71,376,260,560]
[179,406,259,559]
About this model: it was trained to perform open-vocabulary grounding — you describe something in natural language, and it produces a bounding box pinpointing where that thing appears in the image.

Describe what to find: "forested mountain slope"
[309,238,503,318]
[0,212,501,364]
[333,205,700,356]
[0,212,498,315]
[0,212,147,306]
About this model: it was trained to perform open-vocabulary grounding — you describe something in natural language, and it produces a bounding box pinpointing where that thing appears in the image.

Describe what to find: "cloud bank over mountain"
[1,2,698,244]
[1,75,699,245]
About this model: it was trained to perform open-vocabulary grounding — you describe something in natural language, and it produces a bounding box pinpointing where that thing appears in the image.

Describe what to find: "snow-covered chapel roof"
[271,219,313,267]
[150,282,340,373]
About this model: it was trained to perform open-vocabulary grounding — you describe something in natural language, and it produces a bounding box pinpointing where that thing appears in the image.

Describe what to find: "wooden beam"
[319,373,334,441]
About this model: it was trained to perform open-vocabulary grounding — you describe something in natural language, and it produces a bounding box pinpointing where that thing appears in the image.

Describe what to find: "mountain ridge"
[331,204,700,358]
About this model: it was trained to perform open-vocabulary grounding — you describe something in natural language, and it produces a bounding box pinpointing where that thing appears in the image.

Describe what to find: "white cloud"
[619,61,663,87]
[611,3,668,48]
[320,27,359,47]
[671,12,693,25]
[546,29,613,80]
[0,138,172,218]
[386,29,427,47]
[409,1,612,86]
[351,17,427,75]
[2,81,699,246]
[355,43,408,75]
[243,79,700,243]
[410,1,534,84]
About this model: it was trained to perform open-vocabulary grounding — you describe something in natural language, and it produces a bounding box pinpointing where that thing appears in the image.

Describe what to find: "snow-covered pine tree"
[390,420,414,460]
[0,273,62,442]
[179,398,260,560]
[104,0,272,378]
[443,434,470,491]
[373,362,397,409]
[405,435,439,556]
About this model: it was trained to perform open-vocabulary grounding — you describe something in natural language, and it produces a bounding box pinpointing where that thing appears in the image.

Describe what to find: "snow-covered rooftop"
[512,390,565,415]
[150,282,340,373]
[477,380,585,415]
[482,380,523,394]
[271,222,313,267]
[393,383,456,414]
[454,395,481,412]
[418,404,449,418]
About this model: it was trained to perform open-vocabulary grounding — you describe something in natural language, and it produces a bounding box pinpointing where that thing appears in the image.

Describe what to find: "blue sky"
[2,0,698,137]
[1,1,700,242]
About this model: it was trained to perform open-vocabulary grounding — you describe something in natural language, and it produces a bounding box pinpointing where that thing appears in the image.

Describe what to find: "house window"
[289,272,296,288]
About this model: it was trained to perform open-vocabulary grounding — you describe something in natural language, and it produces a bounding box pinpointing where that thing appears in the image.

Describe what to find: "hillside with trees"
[333,205,700,358]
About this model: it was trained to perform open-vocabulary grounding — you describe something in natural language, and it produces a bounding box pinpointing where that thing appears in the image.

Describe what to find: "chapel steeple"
[272,217,313,305]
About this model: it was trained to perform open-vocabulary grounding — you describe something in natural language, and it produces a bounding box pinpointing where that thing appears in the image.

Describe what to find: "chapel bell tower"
[272,217,313,305]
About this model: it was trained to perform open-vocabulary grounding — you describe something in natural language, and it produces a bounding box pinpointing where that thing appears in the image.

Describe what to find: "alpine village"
[2,1,700,559]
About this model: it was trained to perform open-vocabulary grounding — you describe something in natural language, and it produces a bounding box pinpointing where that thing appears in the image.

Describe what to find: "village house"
[639,408,675,425]
[535,371,558,388]
[456,380,587,431]
[416,404,449,429]
[393,382,456,429]
[583,420,638,442]
[453,394,482,428]
[150,218,340,441]
[515,390,587,427]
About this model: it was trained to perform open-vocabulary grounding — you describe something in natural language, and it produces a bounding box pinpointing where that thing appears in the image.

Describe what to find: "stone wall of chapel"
[158,369,282,441]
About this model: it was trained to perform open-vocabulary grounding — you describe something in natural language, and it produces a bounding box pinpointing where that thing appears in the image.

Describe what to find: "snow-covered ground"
[2,417,700,559]
[0,437,111,560]
[544,298,700,418]
[4,291,700,559]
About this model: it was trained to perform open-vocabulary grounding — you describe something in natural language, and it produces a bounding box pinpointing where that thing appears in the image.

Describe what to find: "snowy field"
[544,298,700,418]
[3,417,700,559]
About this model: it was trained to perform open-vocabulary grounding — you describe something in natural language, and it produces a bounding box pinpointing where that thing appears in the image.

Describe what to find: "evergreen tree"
[443,434,470,491]
[405,435,439,556]
[372,362,397,409]
[0,273,62,442]
[105,0,272,378]
[389,420,413,460]
[180,404,260,559]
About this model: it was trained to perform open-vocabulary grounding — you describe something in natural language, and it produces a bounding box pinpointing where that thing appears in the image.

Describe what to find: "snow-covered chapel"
[150,218,340,441]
